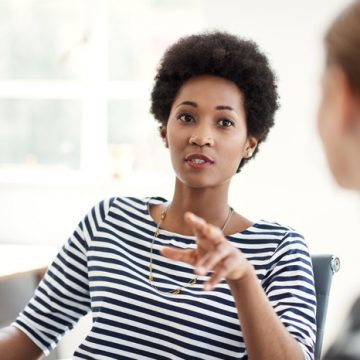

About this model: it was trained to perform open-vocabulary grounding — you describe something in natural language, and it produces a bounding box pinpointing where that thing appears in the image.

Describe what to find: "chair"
[311,254,340,360]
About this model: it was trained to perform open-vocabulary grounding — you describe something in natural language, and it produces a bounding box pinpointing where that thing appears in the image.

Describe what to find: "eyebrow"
[215,105,236,112]
[176,101,236,113]
[176,101,198,108]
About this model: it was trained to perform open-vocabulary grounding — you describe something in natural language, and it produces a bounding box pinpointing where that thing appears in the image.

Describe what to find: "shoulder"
[229,220,309,264]
[109,196,166,213]
[250,220,300,234]
[249,220,310,265]
[89,196,167,220]
[250,220,306,245]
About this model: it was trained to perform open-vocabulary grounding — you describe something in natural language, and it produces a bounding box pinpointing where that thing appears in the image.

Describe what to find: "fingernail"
[196,267,205,275]
[187,212,197,220]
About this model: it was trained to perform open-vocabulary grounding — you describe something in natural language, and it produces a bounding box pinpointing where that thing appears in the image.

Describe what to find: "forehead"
[174,75,244,108]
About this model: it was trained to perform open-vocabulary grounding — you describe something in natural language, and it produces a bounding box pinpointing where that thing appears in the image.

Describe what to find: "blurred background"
[0,0,359,358]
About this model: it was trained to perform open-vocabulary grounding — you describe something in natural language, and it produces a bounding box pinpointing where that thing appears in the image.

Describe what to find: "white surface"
[0,244,58,280]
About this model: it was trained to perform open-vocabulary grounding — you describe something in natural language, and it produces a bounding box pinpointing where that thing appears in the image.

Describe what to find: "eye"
[177,113,194,123]
[218,118,234,127]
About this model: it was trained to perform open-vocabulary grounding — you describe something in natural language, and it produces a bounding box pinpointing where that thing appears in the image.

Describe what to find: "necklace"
[148,204,234,295]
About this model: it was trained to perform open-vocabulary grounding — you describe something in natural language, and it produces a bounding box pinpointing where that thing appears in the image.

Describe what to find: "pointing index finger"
[184,212,207,234]
[186,212,226,246]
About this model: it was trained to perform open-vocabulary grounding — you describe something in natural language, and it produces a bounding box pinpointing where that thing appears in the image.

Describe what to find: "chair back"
[311,254,340,360]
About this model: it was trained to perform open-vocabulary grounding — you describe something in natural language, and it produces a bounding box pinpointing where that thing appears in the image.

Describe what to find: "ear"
[244,136,258,158]
[160,126,168,148]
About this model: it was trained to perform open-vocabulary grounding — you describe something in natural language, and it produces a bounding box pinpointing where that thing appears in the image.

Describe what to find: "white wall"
[1,0,359,357]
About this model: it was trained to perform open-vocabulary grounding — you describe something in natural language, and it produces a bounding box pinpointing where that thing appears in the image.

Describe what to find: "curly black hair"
[150,31,279,170]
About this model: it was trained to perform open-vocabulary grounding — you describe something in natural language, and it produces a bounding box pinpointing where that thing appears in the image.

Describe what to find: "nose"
[189,134,214,147]
[189,123,215,147]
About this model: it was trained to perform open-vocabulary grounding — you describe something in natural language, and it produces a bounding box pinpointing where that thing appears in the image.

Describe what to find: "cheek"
[166,128,184,166]
[166,127,182,150]
[318,106,334,161]
[226,138,247,165]
[317,98,344,180]
[317,85,335,147]
[317,97,328,144]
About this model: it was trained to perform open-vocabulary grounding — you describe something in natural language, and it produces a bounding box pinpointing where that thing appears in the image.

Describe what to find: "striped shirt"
[14,196,316,359]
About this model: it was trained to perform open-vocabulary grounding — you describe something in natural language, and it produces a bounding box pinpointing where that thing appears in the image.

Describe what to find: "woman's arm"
[228,269,304,360]
[0,326,43,360]
[162,212,308,360]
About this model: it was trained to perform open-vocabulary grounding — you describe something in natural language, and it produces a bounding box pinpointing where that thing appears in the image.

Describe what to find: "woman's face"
[318,65,356,188]
[318,67,342,182]
[162,75,257,189]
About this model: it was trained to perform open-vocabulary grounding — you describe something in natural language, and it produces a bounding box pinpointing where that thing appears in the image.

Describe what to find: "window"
[0,99,81,169]
[0,0,205,182]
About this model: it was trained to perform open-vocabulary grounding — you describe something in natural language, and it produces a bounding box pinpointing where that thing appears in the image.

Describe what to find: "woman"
[0,32,316,359]
[318,1,360,359]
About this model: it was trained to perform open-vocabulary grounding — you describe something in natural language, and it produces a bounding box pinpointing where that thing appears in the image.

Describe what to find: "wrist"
[227,262,256,287]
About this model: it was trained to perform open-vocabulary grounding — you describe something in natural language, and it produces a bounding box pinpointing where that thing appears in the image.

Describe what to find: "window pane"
[0,0,89,79]
[108,100,146,144]
[0,99,82,169]
[108,0,205,81]
[108,99,162,175]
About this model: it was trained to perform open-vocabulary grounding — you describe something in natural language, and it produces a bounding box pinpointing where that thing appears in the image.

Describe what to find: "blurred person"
[0,32,316,359]
[318,1,360,359]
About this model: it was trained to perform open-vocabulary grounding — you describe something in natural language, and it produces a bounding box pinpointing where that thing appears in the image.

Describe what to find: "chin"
[175,172,215,189]
[336,177,360,192]
[180,178,214,189]
[332,168,358,191]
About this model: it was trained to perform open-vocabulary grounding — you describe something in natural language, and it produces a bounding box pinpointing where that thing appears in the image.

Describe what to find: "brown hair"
[325,1,360,92]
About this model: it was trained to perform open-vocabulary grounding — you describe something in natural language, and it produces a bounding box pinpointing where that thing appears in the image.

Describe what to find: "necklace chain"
[148,204,234,295]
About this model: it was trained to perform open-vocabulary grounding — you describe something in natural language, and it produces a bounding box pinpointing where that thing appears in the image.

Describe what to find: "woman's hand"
[161,212,253,290]
[162,212,305,359]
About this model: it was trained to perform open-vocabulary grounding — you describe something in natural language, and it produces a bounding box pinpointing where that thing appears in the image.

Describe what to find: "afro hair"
[150,31,279,170]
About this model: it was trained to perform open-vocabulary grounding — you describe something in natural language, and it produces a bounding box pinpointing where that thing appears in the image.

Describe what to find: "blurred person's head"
[150,31,279,172]
[318,0,360,190]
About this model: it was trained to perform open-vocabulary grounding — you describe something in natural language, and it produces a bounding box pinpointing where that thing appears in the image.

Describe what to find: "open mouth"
[184,154,214,169]
[190,159,206,164]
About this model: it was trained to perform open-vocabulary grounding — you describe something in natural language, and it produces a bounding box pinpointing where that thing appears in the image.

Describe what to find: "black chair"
[311,254,340,360]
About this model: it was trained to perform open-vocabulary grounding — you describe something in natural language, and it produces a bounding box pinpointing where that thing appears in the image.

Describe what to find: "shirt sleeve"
[262,231,317,360]
[12,198,114,355]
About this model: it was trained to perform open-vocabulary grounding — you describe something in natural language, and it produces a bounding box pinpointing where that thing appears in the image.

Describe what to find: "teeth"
[191,159,205,164]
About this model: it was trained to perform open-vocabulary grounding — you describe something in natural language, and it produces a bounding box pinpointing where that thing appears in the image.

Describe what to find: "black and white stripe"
[14,196,316,359]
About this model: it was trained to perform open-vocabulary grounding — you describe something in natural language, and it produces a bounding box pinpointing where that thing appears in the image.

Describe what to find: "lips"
[184,153,214,169]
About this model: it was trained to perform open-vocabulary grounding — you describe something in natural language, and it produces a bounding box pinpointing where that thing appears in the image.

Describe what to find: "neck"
[163,179,232,234]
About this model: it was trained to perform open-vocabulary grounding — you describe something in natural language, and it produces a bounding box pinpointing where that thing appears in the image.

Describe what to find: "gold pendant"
[171,288,181,294]
[190,278,197,285]
[148,264,153,282]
